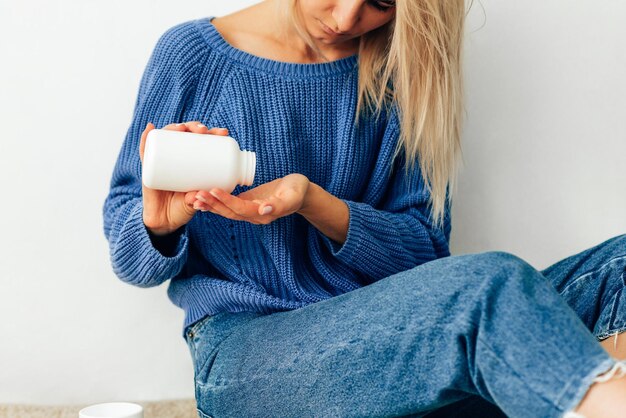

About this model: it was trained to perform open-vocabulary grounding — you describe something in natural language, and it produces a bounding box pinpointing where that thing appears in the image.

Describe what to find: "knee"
[460,251,542,293]
[398,251,544,303]
[599,232,626,249]
[470,250,531,270]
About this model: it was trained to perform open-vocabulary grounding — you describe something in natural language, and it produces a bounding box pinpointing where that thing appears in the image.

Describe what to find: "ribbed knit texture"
[102,17,452,339]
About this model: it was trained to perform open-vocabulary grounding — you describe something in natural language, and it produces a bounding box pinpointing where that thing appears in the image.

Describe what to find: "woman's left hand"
[193,173,311,224]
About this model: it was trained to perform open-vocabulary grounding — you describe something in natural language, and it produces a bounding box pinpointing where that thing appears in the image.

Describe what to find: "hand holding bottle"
[139,121,229,236]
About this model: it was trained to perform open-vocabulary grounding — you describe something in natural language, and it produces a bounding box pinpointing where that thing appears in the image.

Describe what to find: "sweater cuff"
[319,199,368,265]
[148,225,187,257]
[111,201,189,287]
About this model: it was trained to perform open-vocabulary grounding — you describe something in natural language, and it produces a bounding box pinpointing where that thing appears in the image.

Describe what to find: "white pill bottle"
[142,129,256,193]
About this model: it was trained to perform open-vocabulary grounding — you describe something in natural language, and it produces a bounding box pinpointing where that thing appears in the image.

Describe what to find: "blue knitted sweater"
[103,17,451,339]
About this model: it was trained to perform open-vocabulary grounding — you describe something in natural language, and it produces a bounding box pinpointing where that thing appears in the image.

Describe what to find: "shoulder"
[149,19,210,69]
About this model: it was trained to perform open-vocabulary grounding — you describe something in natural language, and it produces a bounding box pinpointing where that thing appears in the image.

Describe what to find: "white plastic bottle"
[142,129,256,193]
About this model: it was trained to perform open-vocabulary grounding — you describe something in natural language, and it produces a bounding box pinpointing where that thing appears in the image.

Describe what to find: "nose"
[332,0,362,33]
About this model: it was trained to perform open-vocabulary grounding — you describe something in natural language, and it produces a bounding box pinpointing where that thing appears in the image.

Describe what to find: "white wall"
[452,1,626,264]
[0,0,624,405]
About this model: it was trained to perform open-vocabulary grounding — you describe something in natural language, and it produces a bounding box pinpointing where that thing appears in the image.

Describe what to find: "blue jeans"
[184,234,626,418]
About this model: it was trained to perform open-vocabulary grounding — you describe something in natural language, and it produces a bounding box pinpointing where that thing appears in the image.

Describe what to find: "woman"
[102,0,626,416]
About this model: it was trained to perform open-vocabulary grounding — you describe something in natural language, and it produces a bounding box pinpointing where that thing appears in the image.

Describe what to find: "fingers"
[162,121,229,136]
[208,127,229,136]
[258,198,276,216]
[162,121,205,133]
[194,190,245,220]
[181,191,200,217]
[192,189,289,225]
[139,122,155,164]
[184,190,199,208]
[183,121,210,134]
[162,123,189,132]
[209,189,260,217]
[256,191,292,217]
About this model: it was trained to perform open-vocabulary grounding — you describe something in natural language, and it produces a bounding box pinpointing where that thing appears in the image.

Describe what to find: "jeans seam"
[196,407,213,418]
[476,334,559,412]
[560,254,626,294]
[597,325,626,341]
[608,287,624,329]
[188,313,217,338]
[594,287,626,340]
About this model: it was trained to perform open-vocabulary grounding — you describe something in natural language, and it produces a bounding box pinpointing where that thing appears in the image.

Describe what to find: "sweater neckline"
[196,16,358,77]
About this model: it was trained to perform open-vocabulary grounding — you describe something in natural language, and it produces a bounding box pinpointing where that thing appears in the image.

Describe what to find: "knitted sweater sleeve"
[102,23,203,287]
[317,141,452,282]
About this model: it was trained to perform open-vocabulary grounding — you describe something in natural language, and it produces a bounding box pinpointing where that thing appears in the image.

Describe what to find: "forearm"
[297,182,349,245]
[105,198,189,287]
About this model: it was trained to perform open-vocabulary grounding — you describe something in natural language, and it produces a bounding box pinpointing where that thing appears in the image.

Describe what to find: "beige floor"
[0,399,197,418]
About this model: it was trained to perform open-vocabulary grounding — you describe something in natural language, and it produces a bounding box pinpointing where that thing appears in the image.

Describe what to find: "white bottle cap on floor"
[78,402,143,418]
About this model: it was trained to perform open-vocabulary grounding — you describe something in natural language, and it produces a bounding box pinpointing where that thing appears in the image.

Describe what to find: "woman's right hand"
[139,121,229,236]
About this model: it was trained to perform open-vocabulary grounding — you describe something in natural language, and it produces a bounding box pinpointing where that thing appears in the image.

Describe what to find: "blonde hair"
[275,0,469,230]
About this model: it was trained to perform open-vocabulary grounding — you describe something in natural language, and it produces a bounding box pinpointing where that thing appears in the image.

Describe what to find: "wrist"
[297,182,320,217]
[146,223,183,237]
[295,182,349,244]
[146,225,172,237]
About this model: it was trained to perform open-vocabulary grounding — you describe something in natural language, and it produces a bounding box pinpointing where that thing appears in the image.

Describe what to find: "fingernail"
[195,194,207,203]
[193,201,202,210]
[176,123,183,126]
[209,190,220,200]
[197,123,206,128]
[261,206,273,215]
